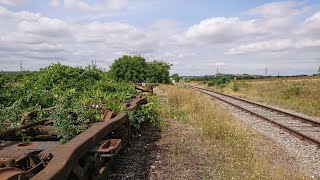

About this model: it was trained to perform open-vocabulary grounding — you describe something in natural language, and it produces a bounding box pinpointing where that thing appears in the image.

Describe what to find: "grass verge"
[206,77,320,116]
[155,84,307,179]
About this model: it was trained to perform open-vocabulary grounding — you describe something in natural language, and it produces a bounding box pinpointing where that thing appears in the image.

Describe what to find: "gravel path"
[108,125,160,179]
[196,90,320,179]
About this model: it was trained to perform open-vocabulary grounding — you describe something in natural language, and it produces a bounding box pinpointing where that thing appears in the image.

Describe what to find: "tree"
[146,61,172,83]
[109,55,172,83]
[171,73,180,82]
[109,55,147,82]
[318,66,320,75]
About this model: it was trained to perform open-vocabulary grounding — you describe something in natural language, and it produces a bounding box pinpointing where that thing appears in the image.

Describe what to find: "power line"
[265,66,268,76]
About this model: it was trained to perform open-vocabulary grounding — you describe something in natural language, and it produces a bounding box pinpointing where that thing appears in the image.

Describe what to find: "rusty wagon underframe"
[0,96,147,180]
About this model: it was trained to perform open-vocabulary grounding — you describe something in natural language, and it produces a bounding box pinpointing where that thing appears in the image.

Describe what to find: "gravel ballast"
[199,91,320,178]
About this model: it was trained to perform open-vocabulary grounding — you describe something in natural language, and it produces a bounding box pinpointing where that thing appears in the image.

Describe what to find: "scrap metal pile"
[0,96,146,179]
[0,65,157,179]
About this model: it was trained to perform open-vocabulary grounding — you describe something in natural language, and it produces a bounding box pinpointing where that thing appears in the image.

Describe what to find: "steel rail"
[189,85,320,147]
[192,86,320,127]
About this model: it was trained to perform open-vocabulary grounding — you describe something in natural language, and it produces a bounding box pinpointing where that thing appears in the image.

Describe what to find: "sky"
[0,0,319,75]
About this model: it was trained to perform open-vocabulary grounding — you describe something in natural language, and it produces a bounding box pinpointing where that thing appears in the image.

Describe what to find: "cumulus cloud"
[63,0,128,12]
[216,62,225,66]
[185,17,263,44]
[246,1,307,17]
[0,6,41,22]
[0,0,26,6]
[0,1,318,75]
[227,39,320,55]
[0,5,157,70]
[178,1,319,57]
[18,17,70,36]
[49,0,60,7]
[297,11,320,37]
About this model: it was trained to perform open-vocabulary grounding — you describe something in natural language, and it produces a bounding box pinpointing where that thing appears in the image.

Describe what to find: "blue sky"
[0,0,319,75]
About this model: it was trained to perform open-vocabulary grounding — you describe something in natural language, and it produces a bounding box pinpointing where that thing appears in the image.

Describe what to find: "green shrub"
[0,64,136,143]
[129,95,160,129]
[109,55,172,83]
[232,82,240,91]
[207,76,231,87]
[282,82,303,99]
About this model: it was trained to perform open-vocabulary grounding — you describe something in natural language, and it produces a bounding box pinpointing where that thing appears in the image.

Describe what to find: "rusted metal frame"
[31,113,128,179]
[135,86,151,92]
[32,97,147,180]
[0,119,50,139]
[128,96,147,111]
[135,83,159,86]
[192,86,320,127]
[191,86,320,147]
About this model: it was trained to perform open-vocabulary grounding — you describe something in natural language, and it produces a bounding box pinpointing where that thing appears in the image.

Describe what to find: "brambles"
[0,64,137,142]
[128,95,160,130]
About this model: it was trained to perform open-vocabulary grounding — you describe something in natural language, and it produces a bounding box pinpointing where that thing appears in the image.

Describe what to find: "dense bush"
[129,95,160,129]
[146,61,171,83]
[232,82,240,91]
[281,82,303,99]
[171,73,180,82]
[207,76,231,87]
[109,55,171,83]
[0,64,137,143]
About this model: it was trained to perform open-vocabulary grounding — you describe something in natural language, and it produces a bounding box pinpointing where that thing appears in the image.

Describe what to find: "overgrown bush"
[109,55,172,83]
[207,76,230,87]
[282,82,303,99]
[0,64,136,143]
[129,95,160,130]
[232,82,240,91]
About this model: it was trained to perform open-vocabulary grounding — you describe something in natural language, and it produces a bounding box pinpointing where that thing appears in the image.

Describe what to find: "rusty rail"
[135,83,159,94]
[189,85,320,147]
[0,96,147,179]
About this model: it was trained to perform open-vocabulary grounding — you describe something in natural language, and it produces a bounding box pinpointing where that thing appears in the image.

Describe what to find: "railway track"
[189,85,320,147]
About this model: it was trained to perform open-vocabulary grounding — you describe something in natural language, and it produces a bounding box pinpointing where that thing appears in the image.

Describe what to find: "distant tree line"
[109,55,172,83]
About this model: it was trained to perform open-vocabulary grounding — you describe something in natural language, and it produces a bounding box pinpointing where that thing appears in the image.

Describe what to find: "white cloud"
[0,0,26,6]
[49,0,60,7]
[297,11,320,37]
[106,0,128,10]
[63,0,128,12]
[227,39,320,55]
[0,6,157,70]
[178,1,319,58]
[216,62,225,66]
[0,6,41,22]
[18,17,69,36]
[246,1,306,18]
[0,1,318,75]
[185,17,263,44]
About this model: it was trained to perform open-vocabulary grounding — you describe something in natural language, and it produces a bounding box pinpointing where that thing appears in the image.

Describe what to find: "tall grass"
[209,77,320,116]
[157,85,306,179]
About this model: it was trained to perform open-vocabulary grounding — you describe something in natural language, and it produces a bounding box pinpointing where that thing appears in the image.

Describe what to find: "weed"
[282,82,303,99]
[232,81,240,92]
[156,84,307,179]
[206,77,320,116]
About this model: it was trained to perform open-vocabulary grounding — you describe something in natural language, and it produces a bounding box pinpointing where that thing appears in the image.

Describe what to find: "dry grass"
[207,76,320,117]
[155,84,308,179]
